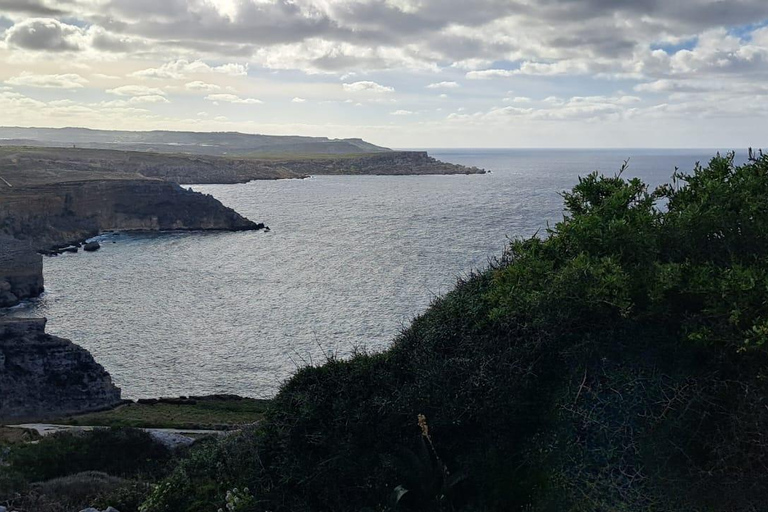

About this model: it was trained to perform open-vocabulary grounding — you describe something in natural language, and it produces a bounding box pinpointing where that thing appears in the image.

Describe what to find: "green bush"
[145,152,768,511]
[6,428,172,483]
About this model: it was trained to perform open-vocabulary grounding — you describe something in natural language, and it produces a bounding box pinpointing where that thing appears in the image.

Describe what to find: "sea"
[3,149,750,399]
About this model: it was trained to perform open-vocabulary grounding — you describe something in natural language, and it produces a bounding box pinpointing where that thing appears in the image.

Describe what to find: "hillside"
[0,146,482,186]
[0,127,390,156]
[4,151,768,511]
[132,151,768,511]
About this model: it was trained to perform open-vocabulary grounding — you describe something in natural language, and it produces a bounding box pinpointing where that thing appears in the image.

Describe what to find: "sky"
[0,0,767,148]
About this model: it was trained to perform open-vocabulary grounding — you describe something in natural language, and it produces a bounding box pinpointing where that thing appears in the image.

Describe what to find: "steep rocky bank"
[0,176,262,421]
[1,178,262,249]
[0,318,122,422]
[0,147,483,186]
[255,151,484,179]
[0,237,43,308]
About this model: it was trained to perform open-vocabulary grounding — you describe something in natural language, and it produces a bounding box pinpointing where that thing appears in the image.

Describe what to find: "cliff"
[0,237,43,308]
[0,126,390,156]
[0,318,122,422]
[0,147,483,186]
[264,151,483,178]
[1,178,262,249]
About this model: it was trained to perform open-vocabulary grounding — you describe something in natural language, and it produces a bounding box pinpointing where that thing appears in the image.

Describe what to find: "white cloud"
[185,81,221,92]
[132,60,248,80]
[131,95,170,104]
[426,81,460,89]
[504,96,532,103]
[292,97,307,103]
[205,93,263,104]
[391,109,413,115]
[6,72,88,89]
[93,74,122,80]
[107,85,167,97]
[466,69,515,79]
[343,81,395,93]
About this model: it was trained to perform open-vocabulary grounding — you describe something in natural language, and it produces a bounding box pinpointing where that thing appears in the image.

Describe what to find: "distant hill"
[0,127,391,157]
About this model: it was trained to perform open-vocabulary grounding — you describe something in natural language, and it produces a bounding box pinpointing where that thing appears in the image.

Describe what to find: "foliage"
[143,151,768,511]
[1,428,173,511]
[5,428,172,482]
[62,397,270,430]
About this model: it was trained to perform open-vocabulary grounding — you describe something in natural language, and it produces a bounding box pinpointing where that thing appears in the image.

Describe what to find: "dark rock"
[0,179,262,249]
[0,237,44,308]
[0,318,122,422]
[84,241,101,252]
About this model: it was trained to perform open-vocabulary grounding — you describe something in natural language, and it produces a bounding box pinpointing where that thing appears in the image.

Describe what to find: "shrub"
[6,428,172,483]
[144,151,768,511]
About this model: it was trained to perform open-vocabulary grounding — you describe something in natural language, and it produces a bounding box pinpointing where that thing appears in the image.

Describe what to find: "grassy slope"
[59,398,270,430]
[141,152,768,512]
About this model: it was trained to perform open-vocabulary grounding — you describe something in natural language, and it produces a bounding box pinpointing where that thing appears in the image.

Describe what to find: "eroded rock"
[0,237,44,308]
[0,318,122,422]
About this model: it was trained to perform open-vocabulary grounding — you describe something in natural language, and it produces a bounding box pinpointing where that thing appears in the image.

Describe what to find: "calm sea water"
[4,149,748,398]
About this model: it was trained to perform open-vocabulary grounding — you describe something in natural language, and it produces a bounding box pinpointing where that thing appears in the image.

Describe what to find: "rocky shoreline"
[0,318,122,423]
[0,138,483,421]
[0,237,43,308]
[1,171,267,420]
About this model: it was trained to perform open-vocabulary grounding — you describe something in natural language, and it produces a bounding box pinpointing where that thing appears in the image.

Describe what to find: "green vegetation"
[0,428,178,512]
[61,397,270,430]
[5,151,768,512]
[141,151,768,512]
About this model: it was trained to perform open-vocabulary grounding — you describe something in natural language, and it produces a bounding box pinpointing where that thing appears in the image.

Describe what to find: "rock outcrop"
[0,237,43,308]
[1,178,262,249]
[0,146,483,186]
[0,318,122,422]
[270,151,485,177]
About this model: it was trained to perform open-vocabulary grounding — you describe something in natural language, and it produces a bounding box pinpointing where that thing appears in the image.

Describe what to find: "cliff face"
[0,318,122,422]
[1,179,262,248]
[0,146,483,186]
[0,237,44,308]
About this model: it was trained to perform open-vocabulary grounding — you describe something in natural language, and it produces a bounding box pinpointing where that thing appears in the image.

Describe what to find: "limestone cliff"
[0,318,122,422]
[0,237,43,308]
[1,179,262,249]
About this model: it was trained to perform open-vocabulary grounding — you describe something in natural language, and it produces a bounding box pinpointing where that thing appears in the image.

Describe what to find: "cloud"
[466,69,515,79]
[291,97,307,103]
[107,85,167,96]
[185,81,221,92]
[4,18,84,52]
[391,109,414,115]
[205,93,263,104]
[6,72,88,89]
[343,81,395,93]
[426,81,460,89]
[0,0,66,16]
[504,96,531,103]
[130,95,169,104]
[132,60,248,79]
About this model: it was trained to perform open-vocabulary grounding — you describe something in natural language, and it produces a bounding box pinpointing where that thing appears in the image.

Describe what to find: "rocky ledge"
[1,178,262,249]
[0,237,43,308]
[0,318,122,422]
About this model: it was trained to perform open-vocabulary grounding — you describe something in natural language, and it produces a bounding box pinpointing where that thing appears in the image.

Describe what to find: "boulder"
[83,241,101,252]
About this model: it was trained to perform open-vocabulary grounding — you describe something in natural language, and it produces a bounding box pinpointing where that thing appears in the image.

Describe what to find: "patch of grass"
[60,397,270,430]
[0,426,40,446]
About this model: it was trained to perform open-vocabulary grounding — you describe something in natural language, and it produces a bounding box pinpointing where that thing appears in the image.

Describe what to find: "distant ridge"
[0,126,391,157]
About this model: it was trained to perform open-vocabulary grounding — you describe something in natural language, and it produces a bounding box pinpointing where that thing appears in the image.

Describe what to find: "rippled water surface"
[5,149,747,398]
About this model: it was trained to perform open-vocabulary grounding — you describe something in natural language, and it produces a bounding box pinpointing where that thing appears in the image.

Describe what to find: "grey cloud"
[3,0,768,76]
[5,18,82,51]
[0,0,66,16]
